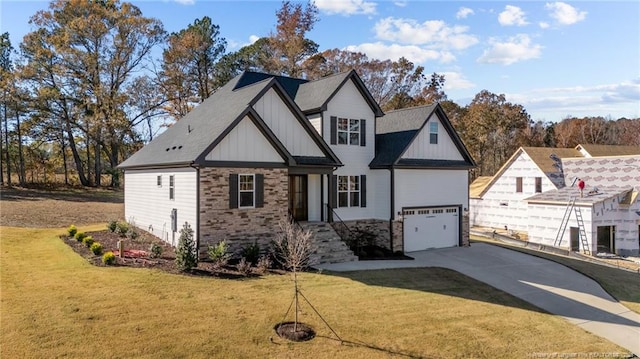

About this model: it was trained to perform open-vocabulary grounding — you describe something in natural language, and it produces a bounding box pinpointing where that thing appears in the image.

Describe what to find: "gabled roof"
[370,104,475,169]
[576,144,640,157]
[295,70,384,116]
[471,147,583,198]
[119,72,341,169]
[561,154,640,189]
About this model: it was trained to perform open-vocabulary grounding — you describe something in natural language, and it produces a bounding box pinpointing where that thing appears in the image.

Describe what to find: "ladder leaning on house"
[554,197,591,255]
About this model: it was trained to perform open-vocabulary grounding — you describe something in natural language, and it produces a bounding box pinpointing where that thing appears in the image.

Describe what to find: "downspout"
[190,162,201,260]
[389,167,395,251]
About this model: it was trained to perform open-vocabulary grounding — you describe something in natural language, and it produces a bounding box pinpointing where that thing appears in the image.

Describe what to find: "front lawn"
[1,226,629,359]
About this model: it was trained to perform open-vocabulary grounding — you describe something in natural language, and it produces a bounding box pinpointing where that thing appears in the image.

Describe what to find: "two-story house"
[118,70,475,261]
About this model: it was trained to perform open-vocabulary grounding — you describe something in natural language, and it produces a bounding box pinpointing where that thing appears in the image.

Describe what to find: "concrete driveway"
[315,243,640,355]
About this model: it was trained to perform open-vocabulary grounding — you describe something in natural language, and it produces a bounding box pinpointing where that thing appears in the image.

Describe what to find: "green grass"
[1,226,629,359]
[471,236,640,314]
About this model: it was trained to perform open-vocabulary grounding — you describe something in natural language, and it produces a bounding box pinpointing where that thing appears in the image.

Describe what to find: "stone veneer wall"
[342,219,390,249]
[198,167,288,258]
[343,215,469,252]
[461,212,470,247]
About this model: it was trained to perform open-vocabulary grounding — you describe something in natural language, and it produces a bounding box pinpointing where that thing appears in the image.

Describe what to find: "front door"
[289,175,308,221]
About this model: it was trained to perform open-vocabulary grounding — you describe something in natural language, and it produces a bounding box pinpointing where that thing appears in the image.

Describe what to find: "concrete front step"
[299,221,358,265]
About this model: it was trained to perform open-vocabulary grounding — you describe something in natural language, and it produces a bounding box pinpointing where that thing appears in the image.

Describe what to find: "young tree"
[0,32,12,185]
[175,222,197,271]
[271,219,315,332]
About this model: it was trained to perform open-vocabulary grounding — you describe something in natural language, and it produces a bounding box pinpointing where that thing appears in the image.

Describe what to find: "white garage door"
[403,207,459,252]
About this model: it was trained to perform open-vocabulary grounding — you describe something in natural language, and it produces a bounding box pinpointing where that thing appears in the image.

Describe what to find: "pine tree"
[175,222,197,271]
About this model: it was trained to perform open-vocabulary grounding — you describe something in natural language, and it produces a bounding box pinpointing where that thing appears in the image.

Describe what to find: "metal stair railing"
[325,204,358,254]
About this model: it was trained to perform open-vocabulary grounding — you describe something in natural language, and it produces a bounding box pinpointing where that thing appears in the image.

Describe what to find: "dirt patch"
[0,186,123,227]
[274,322,316,342]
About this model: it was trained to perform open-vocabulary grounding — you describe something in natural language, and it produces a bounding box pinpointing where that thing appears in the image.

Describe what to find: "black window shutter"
[360,119,366,147]
[330,175,337,208]
[330,116,337,145]
[360,175,367,207]
[229,174,238,209]
[255,174,264,208]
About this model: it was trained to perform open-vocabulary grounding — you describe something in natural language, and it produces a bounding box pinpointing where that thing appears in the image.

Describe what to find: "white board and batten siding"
[396,170,467,251]
[401,114,463,161]
[526,203,595,253]
[124,168,198,247]
[253,88,323,157]
[307,113,322,136]
[322,78,381,221]
[470,151,557,232]
[205,116,283,162]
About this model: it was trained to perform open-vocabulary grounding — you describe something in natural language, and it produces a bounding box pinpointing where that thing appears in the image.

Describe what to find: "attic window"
[429,122,438,144]
[535,177,542,193]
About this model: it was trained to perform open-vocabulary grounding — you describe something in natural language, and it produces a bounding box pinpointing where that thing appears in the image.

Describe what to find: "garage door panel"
[404,207,458,252]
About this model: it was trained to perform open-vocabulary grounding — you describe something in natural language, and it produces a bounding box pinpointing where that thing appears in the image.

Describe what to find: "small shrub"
[237,258,252,276]
[75,232,87,242]
[102,251,116,265]
[149,243,163,258]
[82,236,94,247]
[126,229,139,240]
[67,224,78,237]
[241,241,261,265]
[208,240,230,269]
[115,221,129,237]
[175,222,197,271]
[256,255,272,274]
[90,242,103,255]
[107,220,118,233]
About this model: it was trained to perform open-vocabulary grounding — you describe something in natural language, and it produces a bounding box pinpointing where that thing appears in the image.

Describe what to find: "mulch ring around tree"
[274,322,316,342]
[61,229,278,278]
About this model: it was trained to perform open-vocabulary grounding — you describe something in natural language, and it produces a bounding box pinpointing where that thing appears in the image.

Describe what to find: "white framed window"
[429,121,438,144]
[169,175,175,200]
[157,175,162,187]
[239,174,255,208]
[337,118,360,145]
[338,175,360,207]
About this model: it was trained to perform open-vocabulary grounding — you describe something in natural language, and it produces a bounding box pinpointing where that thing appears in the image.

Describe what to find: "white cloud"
[539,21,550,29]
[248,35,260,44]
[345,42,455,64]
[442,72,475,90]
[508,80,640,121]
[498,5,528,26]
[228,35,261,51]
[545,2,587,25]
[456,7,474,19]
[173,0,195,5]
[394,1,408,7]
[315,0,376,16]
[374,17,478,49]
[477,34,542,65]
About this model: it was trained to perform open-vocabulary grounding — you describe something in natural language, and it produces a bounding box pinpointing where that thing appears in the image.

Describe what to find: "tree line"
[1,0,637,187]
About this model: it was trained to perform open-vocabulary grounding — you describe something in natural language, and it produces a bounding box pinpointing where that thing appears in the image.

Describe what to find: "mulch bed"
[61,229,278,278]
[356,245,414,261]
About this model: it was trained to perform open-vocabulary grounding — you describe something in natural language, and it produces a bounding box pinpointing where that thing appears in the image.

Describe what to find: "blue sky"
[2,0,639,122]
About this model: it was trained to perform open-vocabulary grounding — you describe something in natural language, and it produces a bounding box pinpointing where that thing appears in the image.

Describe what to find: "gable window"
[331,116,366,146]
[429,122,438,144]
[157,175,162,187]
[169,175,175,200]
[239,174,255,208]
[337,118,360,145]
[535,177,542,193]
[516,177,523,193]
